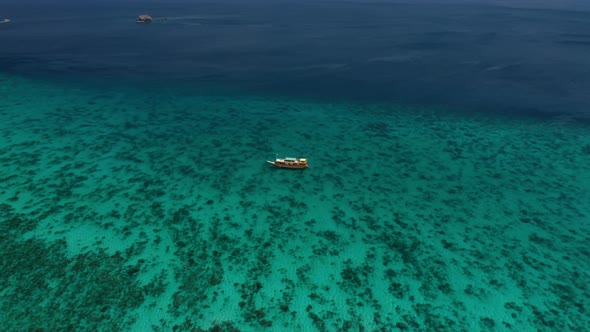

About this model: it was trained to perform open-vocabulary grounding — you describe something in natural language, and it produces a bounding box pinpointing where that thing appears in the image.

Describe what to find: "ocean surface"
[1,1,589,331]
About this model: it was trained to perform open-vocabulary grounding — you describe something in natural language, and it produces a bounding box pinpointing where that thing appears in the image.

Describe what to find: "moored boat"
[267,157,309,169]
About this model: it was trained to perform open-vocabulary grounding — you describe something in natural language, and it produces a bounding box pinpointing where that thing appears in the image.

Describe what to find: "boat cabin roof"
[278,157,307,163]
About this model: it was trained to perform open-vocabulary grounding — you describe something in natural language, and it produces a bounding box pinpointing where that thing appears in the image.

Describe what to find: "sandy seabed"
[1,74,589,331]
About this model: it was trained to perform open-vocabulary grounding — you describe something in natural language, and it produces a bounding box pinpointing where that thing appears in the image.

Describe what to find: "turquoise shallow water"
[1,72,589,331]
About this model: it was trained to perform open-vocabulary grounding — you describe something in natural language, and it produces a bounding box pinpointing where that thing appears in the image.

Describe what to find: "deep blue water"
[2,0,590,116]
